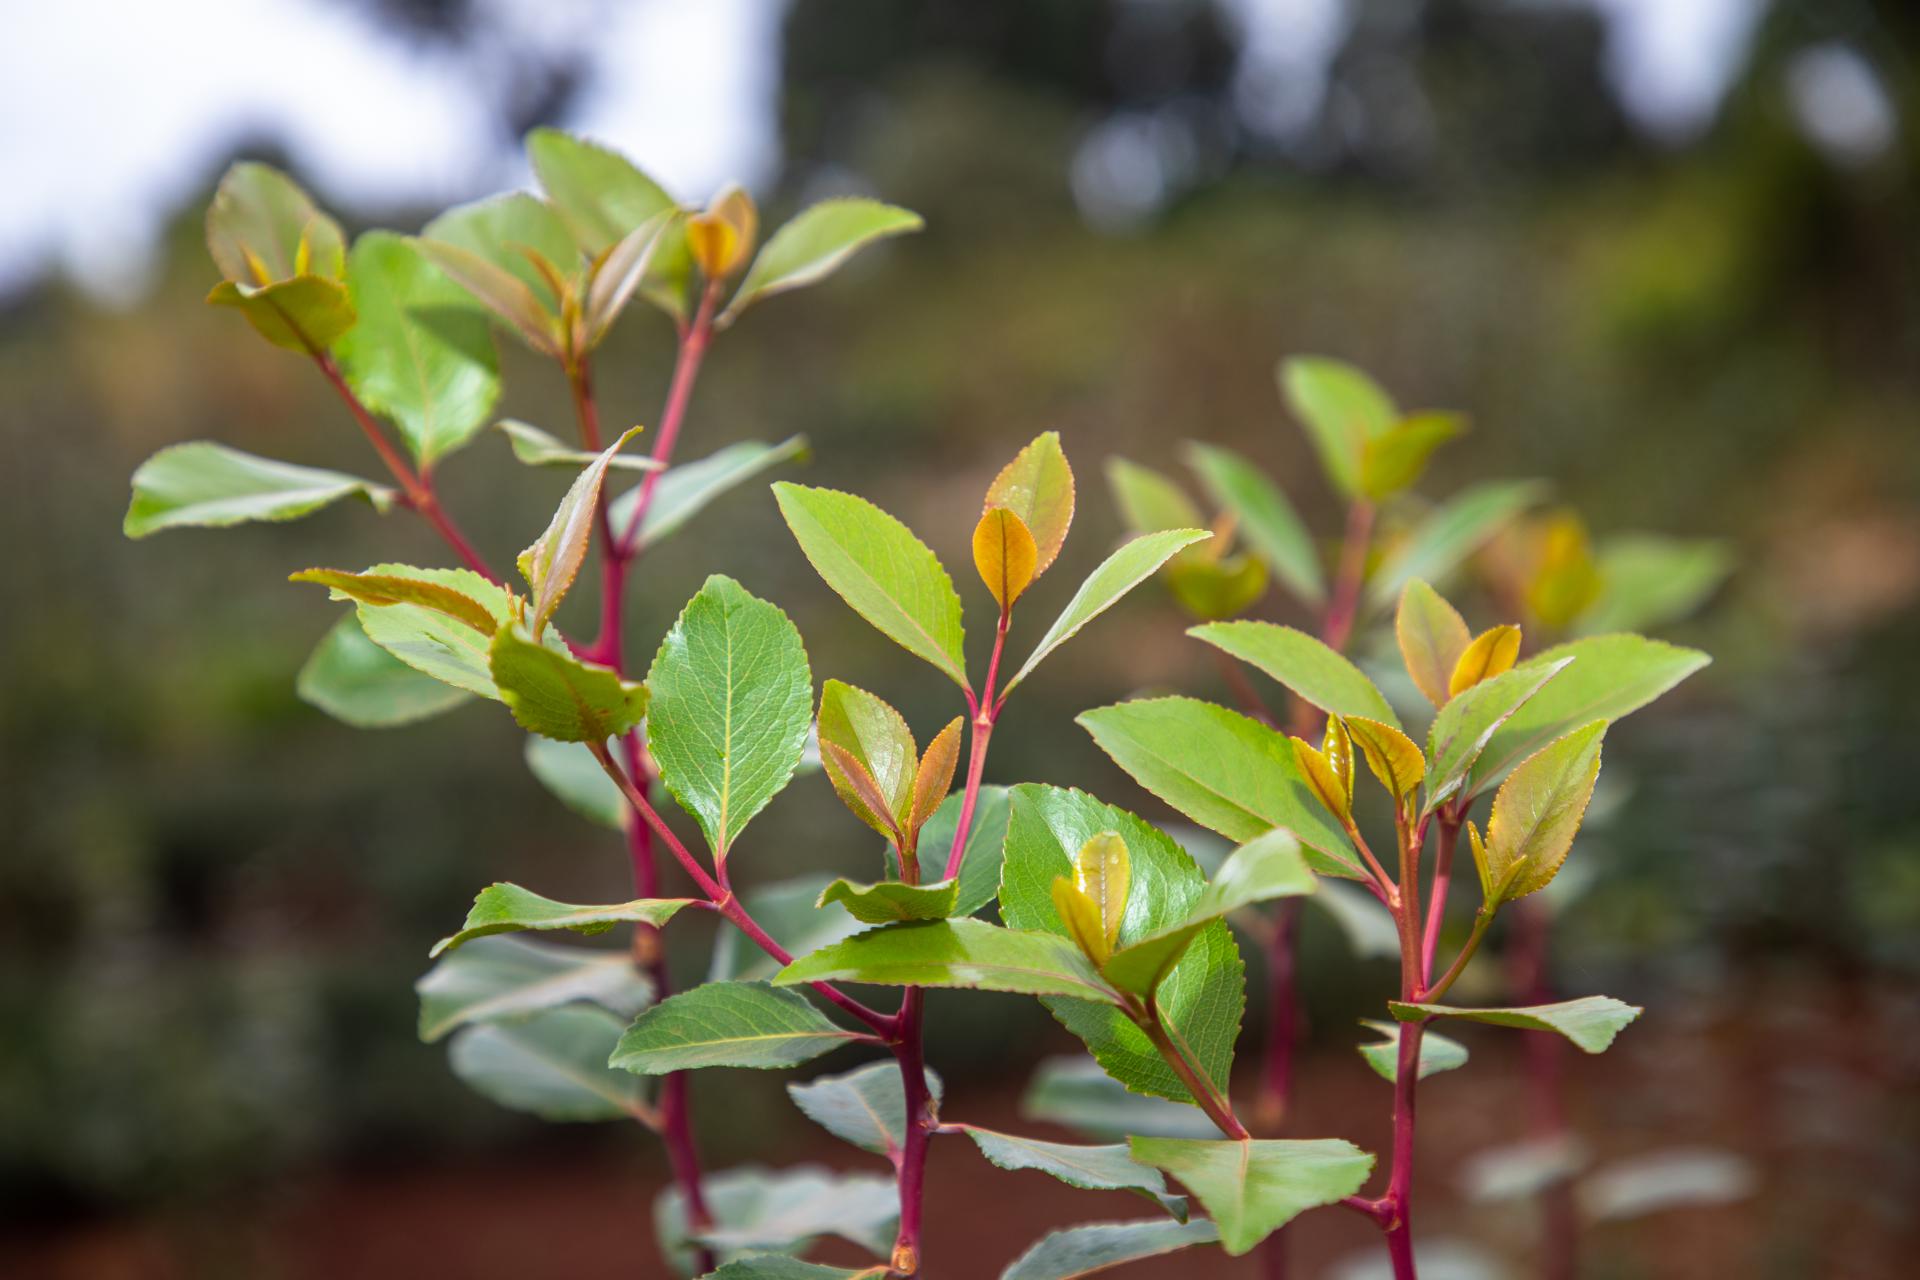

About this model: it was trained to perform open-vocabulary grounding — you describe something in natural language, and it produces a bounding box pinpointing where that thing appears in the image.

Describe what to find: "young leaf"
[1291,734,1350,823]
[1367,479,1546,610]
[1188,442,1325,605]
[1344,716,1425,799]
[518,424,645,637]
[1279,356,1397,500]
[1478,722,1605,903]
[125,442,393,538]
[297,614,472,729]
[1579,535,1734,635]
[205,162,346,284]
[647,575,813,861]
[1387,996,1642,1054]
[488,624,649,742]
[773,483,969,690]
[956,1126,1187,1220]
[609,435,810,548]
[1449,624,1522,697]
[416,934,650,1043]
[818,877,961,924]
[526,128,677,256]
[495,418,661,470]
[1396,578,1472,708]
[1001,1219,1221,1280]
[1099,829,1314,996]
[909,717,964,836]
[1526,511,1604,628]
[447,1004,647,1122]
[290,567,499,634]
[723,197,923,323]
[1072,832,1131,957]
[1003,528,1212,693]
[432,882,695,956]
[524,738,627,829]
[1360,412,1463,500]
[1188,621,1400,728]
[787,1059,943,1156]
[1107,458,1205,534]
[1052,879,1112,971]
[423,192,580,307]
[987,431,1076,576]
[1076,697,1362,879]
[1469,635,1709,795]
[350,564,515,699]
[1128,1137,1376,1255]
[775,919,1119,1002]
[207,275,357,352]
[974,507,1039,609]
[1020,1055,1220,1141]
[413,238,561,356]
[1424,657,1574,812]
[610,981,862,1074]
[818,679,917,840]
[1356,1020,1468,1083]
[1165,553,1269,621]
[584,209,678,341]
[334,231,500,466]
[999,786,1245,1105]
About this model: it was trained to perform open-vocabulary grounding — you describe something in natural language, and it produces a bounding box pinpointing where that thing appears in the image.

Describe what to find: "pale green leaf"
[1356,1020,1468,1083]
[610,435,809,548]
[1388,995,1642,1053]
[1367,479,1547,610]
[723,198,923,323]
[1129,1136,1375,1255]
[1019,1055,1219,1140]
[818,679,917,838]
[774,919,1117,1002]
[1188,621,1400,728]
[1580,535,1733,635]
[495,418,660,470]
[489,623,649,742]
[1004,529,1212,693]
[1164,554,1269,621]
[205,161,345,283]
[1279,356,1396,500]
[297,614,472,728]
[1001,1219,1221,1280]
[432,881,695,957]
[786,1060,943,1156]
[1187,441,1325,605]
[447,1004,646,1122]
[1075,698,1362,880]
[526,127,677,255]
[610,981,861,1074]
[818,877,961,924]
[334,231,499,465]
[773,483,968,689]
[1480,722,1605,902]
[584,210,678,341]
[705,1260,882,1280]
[125,442,393,538]
[423,192,580,306]
[207,275,356,351]
[351,564,514,699]
[416,934,649,1043]
[655,1165,897,1274]
[1424,657,1573,812]
[524,737,627,830]
[1106,458,1204,534]
[987,431,1076,577]
[413,237,559,355]
[958,1126,1186,1220]
[517,424,645,636]
[1396,578,1472,709]
[1360,412,1463,500]
[647,575,813,860]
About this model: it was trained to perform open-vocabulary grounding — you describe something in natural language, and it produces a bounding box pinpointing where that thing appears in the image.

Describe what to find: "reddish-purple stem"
[890,987,933,1275]
[942,609,1006,882]
[1420,814,1463,987]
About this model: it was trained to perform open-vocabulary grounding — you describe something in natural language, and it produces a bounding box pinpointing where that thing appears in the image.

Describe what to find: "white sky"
[0,0,1775,303]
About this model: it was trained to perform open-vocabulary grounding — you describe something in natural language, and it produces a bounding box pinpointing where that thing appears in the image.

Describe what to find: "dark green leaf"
[125,442,392,538]
[447,1004,646,1122]
[959,1126,1187,1220]
[432,882,695,957]
[786,1060,943,1156]
[297,614,472,728]
[610,981,862,1074]
[1388,996,1642,1053]
[1001,1219,1221,1280]
[1129,1137,1375,1255]
[416,935,648,1043]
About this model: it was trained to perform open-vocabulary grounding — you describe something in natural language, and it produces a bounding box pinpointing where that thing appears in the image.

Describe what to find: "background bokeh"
[3,1,1917,1277]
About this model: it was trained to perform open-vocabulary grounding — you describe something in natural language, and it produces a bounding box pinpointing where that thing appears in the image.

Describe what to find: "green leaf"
[959,1126,1187,1220]
[1389,996,1642,1053]
[205,161,345,284]
[610,981,862,1074]
[1279,356,1397,500]
[517,424,645,636]
[1360,412,1463,500]
[524,737,627,830]
[125,442,393,538]
[488,623,649,742]
[1187,442,1324,605]
[817,679,917,839]
[1001,1219,1221,1280]
[423,192,580,307]
[1129,1136,1375,1255]
[296,614,472,728]
[1469,635,1709,795]
[819,877,961,924]
[1188,621,1400,728]
[1100,830,1314,996]
[1424,657,1573,812]
[986,431,1076,578]
[583,211,679,342]
[447,1004,647,1122]
[416,934,649,1043]
[723,198,923,324]
[526,127,677,256]
[896,785,1013,917]
[999,785,1245,1104]
[207,275,356,351]
[775,919,1117,1001]
[1076,698,1362,880]
[1356,1020,1468,1083]
[786,1060,943,1156]
[1106,458,1205,534]
[773,483,968,689]
[704,1260,882,1280]
[1004,529,1212,693]
[708,875,867,984]
[1164,554,1269,622]
[432,882,695,957]
[1344,716,1426,800]
[334,231,499,465]
[495,418,661,470]
[647,575,813,861]
[1478,723,1605,903]
[413,238,560,356]
[1367,479,1546,610]
[291,567,500,634]
[611,435,810,548]
[350,565,514,699]
[665,1165,898,1266]
[1580,536,1733,635]
[1395,578,1472,709]
[1019,1055,1220,1140]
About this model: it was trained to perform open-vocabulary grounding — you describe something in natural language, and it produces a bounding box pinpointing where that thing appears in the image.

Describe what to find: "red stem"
[1380,1019,1425,1279]
[942,609,1008,882]
[889,987,933,1275]
[616,284,721,559]
[1420,814,1463,987]
[1320,500,1375,653]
